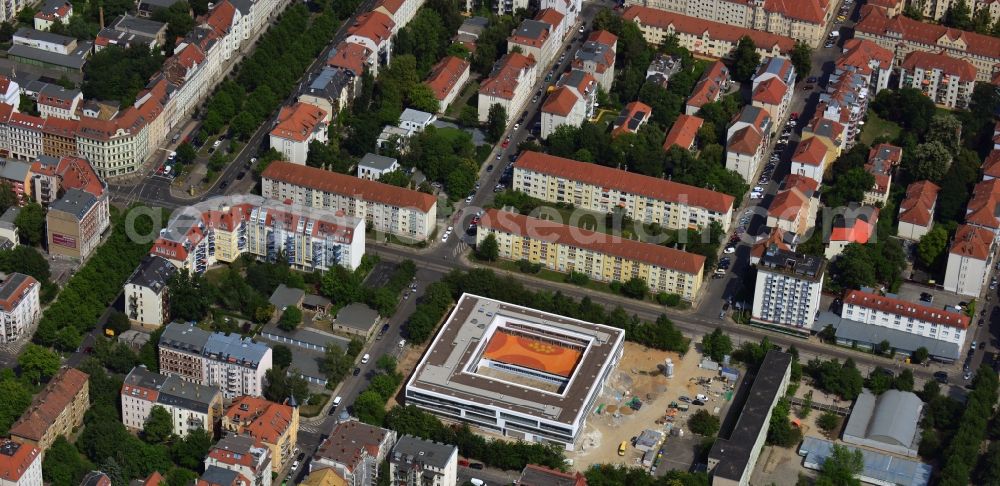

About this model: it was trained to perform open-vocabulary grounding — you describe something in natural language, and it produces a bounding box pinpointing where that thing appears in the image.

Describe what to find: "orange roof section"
[663,114,703,151]
[587,30,618,47]
[479,52,535,100]
[348,11,394,45]
[484,330,582,378]
[791,137,828,166]
[752,77,787,105]
[271,102,327,142]
[764,0,829,23]
[983,150,1000,179]
[966,179,1000,229]
[898,180,939,226]
[424,56,470,102]
[951,223,993,260]
[727,126,763,155]
[838,39,893,71]
[782,174,819,195]
[0,441,39,483]
[535,8,565,29]
[480,209,706,275]
[328,41,371,76]
[9,368,88,442]
[856,5,1000,62]
[541,86,579,117]
[901,50,977,80]
[844,289,969,330]
[224,396,294,445]
[830,208,878,243]
[687,61,728,110]
[262,161,437,212]
[623,6,796,53]
[768,187,808,221]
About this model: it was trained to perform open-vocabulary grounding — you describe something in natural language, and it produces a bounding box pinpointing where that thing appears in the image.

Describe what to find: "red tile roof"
[34,1,71,20]
[0,274,38,313]
[37,87,79,111]
[764,0,828,23]
[541,86,579,117]
[727,126,763,155]
[791,137,828,167]
[0,440,39,483]
[328,41,371,76]
[262,161,437,212]
[0,76,10,96]
[204,0,236,36]
[751,228,793,261]
[519,465,587,486]
[844,289,969,330]
[898,180,939,226]
[587,30,618,48]
[901,50,977,81]
[270,102,327,143]
[30,156,104,198]
[752,77,788,106]
[535,8,564,29]
[479,52,535,100]
[481,209,705,275]
[838,39,893,72]
[768,187,809,222]
[9,368,88,443]
[830,207,878,243]
[856,6,1000,63]
[950,223,994,260]
[8,112,44,132]
[41,116,78,138]
[224,397,293,445]
[966,178,1000,229]
[663,114,703,151]
[782,174,819,196]
[373,0,405,15]
[983,150,1000,179]
[348,11,394,46]
[611,101,652,137]
[687,61,728,110]
[623,6,796,54]
[425,56,470,102]
[515,151,734,213]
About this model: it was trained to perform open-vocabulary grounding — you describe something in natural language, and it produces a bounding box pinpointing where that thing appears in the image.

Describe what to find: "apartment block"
[33,0,72,30]
[46,186,110,259]
[663,114,703,151]
[312,420,396,486]
[512,151,734,232]
[261,162,438,242]
[789,137,830,185]
[388,436,458,486]
[9,367,89,454]
[623,7,796,59]
[121,366,224,438]
[916,0,1000,25]
[477,210,706,301]
[751,57,795,128]
[0,441,41,486]
[686,61,730,115]
[726,105,772,183]
[344,11,394,77]
[897,181,940,241]
[766,175,819,237]
[478,52,537,124]
[269,102,329,165]
[572,30,617,92]
[945,224,996,297]
[842,289,969,349]
[124,255,177,329]
[752,247,825,331]
[158,322,273,399]
[424,56,470,113]
[36,84,81,120]
[372,0,422,35]
[205,435,272,486]
[509,19,559,69]
[898,50,976,109]
[863,144,898,206]
[222,396,298,472]
[0,273,40,344]
[541,70,598,139]
[837,39,894,95]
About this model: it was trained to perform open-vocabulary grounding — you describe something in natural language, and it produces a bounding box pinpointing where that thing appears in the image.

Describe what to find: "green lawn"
[860,112,901,146]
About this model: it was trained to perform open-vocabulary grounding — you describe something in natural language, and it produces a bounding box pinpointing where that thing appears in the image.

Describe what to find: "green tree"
[407,84,440,113]
[354,389,388,425]
[169,429,212,470]
[731,36,761,82]
[82,45,165,106]
[165,468,198,486]
[688,409,720,436]
[942,0,972,29]
[320,346,354,386]
[816,445,863,486]
[790,42,812,80]
[142,405,173,444]
[167,269,212,322]
[895,369,914,392]
[476,233,499,261]
[278,306,303,331]
[925,113,962,154]
[18,344,60,384]
[917,226,949,268]
[818,411,840,433]
[14,202,44,246]
[912,347,929,364]
[0,182,17,214]
[263,368,309,403]
[273,344,293,369]
[822,167,875,208]
[43,436,93,485]
[106,311,131,336]
[486,103,507,143]
[907,141,952,182]
[701,328,733,362]
[620,277,648,299]
[0,373,32,435]
[0,245,50,282]
[459,105,479,127]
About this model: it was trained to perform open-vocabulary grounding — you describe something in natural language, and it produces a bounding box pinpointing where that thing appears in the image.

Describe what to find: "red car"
[790,112,799,120]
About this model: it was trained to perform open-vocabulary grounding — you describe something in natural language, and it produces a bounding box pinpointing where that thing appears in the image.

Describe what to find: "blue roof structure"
[799,437,932,486]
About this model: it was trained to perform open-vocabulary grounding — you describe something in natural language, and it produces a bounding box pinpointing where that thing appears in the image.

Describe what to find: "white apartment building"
[269,102,329,165]
[4,112,44,161]
[262,161,438,242]
[205,435,273,486]
[345,11,394,77]
[0,273,40,344]
[36,84,81,120]
[0,441,41,486]
[944,224,995,297]
[623,6,796,58]
[898,50,976,109]
[916,0,1000,25]
[541,0,581,30]
[513,151,734,231]
[398,108,435,134]
[789,137,829,185]
[313,421,397,486]
[121,365,223,437]
[842,289,969,349]
[124,255,176,330]
[897,181,940,241]
[478,52,537,124]
[751,57,795,128]
[356,153,400,181]
[373,0,421,34]
[540,70,597,139]
[726,105,772,183]
[752,247,825,332]
[158,323,273,399]
[508,19,559,69]
[838,39,894,96]
[388,436,458,486]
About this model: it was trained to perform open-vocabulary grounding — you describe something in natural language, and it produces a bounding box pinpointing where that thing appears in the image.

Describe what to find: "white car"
[465,196,473,203]
[724,246,736,254]
[292,461,300,470]
[441,232,450,242]
[750,191,763,199]
[753,186,764,192]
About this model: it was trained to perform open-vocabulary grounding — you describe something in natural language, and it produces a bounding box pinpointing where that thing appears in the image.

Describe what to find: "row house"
[766,175,819,237]
[751,57,795,129]
[121,366,223,438]
[0,273,40,344]
[424,56,471,113]
[540,70,598,139]
[222,396,298,472]
[898,50,977,109]
[662,114,703,151]
[541,0,581,30]
[477,52,537,124]
[789,137,830,185]
[624,0,831,47]
[327,41,372,104]
[726,105,772,183]
[897,180,940,241]
[752,247,825,331]
[41,117,78,157]
[508,18,559,74]
[268,102,329,165]
[3,111,44,161]
[158,322,274,399]
[9,367,89,454]
[841,289,969,350]
[945,224,996,297]
[854,5,1000,83]
[477,209,706,301]
[300,67,357,121]
[685,61,730,115]
[800,116,846,161]
[36,84,81,120]
[863,144,900,206]
[261,162,437,241]
[623,6,796,59]
[572,30,617,92]
[512,151,735,232]
[345,11,394,77]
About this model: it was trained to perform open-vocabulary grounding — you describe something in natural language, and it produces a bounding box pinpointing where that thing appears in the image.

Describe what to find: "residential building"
[124,255,177,329]
[0,441,41,486]
[611,101,652,137]
[406,293,625,451]
[477,209,706,301]
[789,137,829,184]
[80,471,110,486]
[158,322,274,399]
[517,465,587,486]
[222,396,299,472]
[398,109,435,134]
[572,31,617,92]
[623,0,832,47]
[837,39,894,95]
[46,187,110,259]
[983,150,1000,181]
[9,367,89,454]
[512,13,560,65]
[800,116,846,160]
[843,389,922,458]
[312,420,396,486]
[646,53,680,88]
[28,154,103,204]
[424,56,470,113]
[898,50,977,109]
[540,70,597,138]
[897,181,940,241]
[150,197,366,273]
[622,7,796,60]
[41,117,79,157]
[8,28,92,76]
[344,11,394,77]
[663,114,703,151]
[356,153,399,181]
[205,435,272,486]
[0,273,39,344]
[766,175,819,237]
[854,5,1000,83]
[867,0,904,16]
[751,57,795,127]
[95,14,168,53]
[300,468,348,486]
[269,102,329,165]
[752,248,825,331]
[0,159,30,200]
[541,0,581,32]
[0,208,19,248]
[944,224,996,297]
[131,471,165,486]
[332,303,380,339]
[372,0,420,35]
[121,366,224,437]
[915,0,1000,25]
[863,144,897,205]
[686,61,730,115]
[726,105,772,183]
[299,67,357,122]
[4,112,45,161]
[817,65,870,149]
[33,0,72,31]
[261,161,438,242]
[199,465,249,486]
[36,84,82,120]
[965,178,1000,235]
[825,206,879,259]
[707,351,792,486]
[478,52,537,124]
[0,77,19,110]
[388,436,458,486]
[841,289,969,349]
[513,151,735,231]
[326,41,371,97]
[455,16,488,47]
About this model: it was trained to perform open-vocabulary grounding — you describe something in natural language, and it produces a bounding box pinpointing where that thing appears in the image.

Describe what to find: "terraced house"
[513,151,734,232]
[623,7,796,59]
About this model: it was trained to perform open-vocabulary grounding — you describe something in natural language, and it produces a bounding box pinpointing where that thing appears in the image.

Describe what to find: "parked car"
[934,371,948,383]
[678,396,691,403]
[692,399,705,406]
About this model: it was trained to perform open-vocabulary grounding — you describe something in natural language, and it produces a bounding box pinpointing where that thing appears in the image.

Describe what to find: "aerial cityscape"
[0,0,996,484]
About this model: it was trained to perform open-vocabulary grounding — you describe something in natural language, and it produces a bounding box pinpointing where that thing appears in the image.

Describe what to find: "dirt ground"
[386,342,425,409]
[567,342,734,471]
[750,391,838,486]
